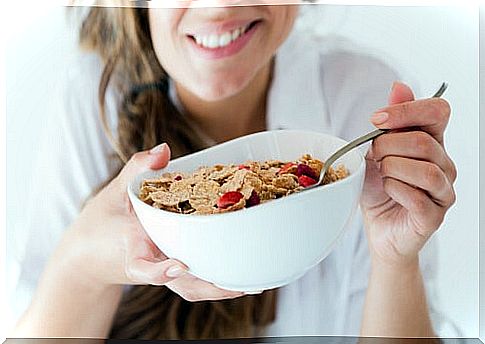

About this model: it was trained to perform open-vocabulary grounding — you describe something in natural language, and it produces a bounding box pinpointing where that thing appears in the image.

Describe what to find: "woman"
[11,2,457,340]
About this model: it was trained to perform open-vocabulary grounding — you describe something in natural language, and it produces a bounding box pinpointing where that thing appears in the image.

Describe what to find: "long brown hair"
[79,6,278,340]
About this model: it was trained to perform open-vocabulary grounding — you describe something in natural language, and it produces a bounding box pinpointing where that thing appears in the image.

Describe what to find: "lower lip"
[187,22,260,60]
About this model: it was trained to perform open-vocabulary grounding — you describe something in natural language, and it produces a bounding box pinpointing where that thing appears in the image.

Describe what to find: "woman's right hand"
[60,143,245,301]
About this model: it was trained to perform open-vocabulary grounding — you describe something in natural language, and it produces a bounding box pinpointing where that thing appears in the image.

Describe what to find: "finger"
[104,143,171,206]
[116,143,171,191]
[370,131,457,183]
[388,81,415,105]
[166,274,245,302]
[380,156,456,208]
[382,177,445,236]
[125,257,189,285]
[244,290,264,295]
[371,98,451,145]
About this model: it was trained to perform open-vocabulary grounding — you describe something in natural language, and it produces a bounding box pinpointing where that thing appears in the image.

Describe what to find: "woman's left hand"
[360,81,457,269]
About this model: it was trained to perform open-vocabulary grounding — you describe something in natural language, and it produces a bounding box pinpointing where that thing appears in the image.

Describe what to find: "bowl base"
[212,273,304,293]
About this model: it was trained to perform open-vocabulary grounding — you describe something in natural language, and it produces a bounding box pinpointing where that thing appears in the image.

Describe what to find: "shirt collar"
[266,29,331,134]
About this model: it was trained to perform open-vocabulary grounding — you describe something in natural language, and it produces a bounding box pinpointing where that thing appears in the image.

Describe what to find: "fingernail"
[166,265,187,278]
[244,290,263,295]
[371,112,389,125]
[150,143,168,155]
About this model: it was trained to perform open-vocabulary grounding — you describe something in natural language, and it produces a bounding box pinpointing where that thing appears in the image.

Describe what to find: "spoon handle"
[320,128,388,179]
[319,82,449,185]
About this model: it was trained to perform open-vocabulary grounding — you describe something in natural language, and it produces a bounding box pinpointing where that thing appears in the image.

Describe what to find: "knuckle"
[424,164,443,189]
[380,157,392,176]
[414,132,434,155]
[400,101,410,114]
[448,159,458,183]
[382,175,396,193]
[450,190,457,207]
[436,98,451,119]
[396,102,410,121]
[374,135,392,159]
[448,187,457,207]
[429,100,442,119]
[430,98,450,123]
[382,176,391,189]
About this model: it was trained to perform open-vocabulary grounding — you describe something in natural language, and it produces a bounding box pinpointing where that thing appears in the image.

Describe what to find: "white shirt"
[8,27,461,337]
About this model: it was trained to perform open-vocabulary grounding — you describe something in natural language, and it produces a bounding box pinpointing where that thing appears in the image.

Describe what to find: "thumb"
[388,81,415,105]
[116,143,171,190]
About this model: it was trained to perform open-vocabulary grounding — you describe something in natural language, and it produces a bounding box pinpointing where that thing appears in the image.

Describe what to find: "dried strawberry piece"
[217,191,244,209]
[174,175,183,181]
[296,164,318,180]
[298,175,317,187]
[246,190,260,207]
[238,164,250,170]
[278,162,297,174]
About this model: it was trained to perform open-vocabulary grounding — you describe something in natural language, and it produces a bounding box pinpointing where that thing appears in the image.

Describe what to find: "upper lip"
[185,19,261,36]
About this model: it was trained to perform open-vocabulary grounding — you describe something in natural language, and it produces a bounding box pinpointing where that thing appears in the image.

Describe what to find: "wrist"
[370,255,421,277]
[51,226,119,294]
[363,255,435,338]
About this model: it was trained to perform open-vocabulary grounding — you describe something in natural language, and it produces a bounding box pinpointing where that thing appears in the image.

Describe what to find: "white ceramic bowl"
[128,130,365,292]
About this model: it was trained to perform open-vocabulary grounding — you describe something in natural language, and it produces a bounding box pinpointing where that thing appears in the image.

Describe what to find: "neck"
[174,61,272,144]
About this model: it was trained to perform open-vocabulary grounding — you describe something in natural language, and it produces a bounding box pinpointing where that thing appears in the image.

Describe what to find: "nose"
[188,0,262,7]
[159,0,299,8]
[158,0,299,9]
[185,0,297,7]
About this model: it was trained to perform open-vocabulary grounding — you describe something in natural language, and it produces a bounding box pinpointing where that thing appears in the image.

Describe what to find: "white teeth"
[232,28,241,40]
[219,32,232,47]
[192,23,254,49]
[202,36,209,47]
[207,34,219,48]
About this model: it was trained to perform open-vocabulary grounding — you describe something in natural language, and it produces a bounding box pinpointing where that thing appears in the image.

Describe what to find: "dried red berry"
[238,164,250,170]
[174,175,183,181]
[298,175,317,187]
[246,190,260,207]
[278,162,297,174]
[296,164,318,180]
[217,191,244,209]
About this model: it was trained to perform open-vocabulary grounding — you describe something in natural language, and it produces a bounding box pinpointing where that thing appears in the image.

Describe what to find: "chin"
[192,78,249,102]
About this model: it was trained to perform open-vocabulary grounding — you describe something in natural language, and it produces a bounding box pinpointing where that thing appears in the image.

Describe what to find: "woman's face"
[148,4,299,101]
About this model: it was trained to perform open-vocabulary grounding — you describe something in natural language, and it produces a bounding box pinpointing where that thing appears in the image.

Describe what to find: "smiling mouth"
[187,20,261,49]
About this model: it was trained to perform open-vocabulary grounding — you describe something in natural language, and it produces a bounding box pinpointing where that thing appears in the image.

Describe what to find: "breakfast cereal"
[139,154,349,215]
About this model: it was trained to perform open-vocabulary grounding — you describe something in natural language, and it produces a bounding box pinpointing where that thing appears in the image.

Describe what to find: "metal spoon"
[306,82,449,190]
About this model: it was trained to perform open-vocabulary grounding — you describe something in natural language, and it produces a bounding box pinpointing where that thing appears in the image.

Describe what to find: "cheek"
[148,9,185,68]
[269,6,298,48]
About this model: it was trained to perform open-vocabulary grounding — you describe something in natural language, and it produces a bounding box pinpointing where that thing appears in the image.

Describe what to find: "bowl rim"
[127,129,366,221]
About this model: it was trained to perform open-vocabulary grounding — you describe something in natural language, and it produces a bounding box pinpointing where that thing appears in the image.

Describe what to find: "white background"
[5,3,480,338]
